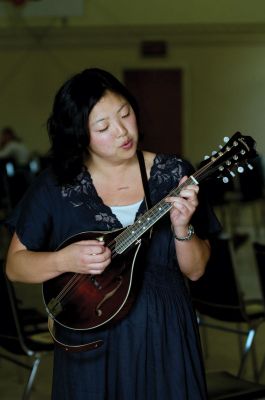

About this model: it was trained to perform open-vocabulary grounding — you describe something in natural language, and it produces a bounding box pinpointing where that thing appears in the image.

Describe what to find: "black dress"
[8,154,221,400]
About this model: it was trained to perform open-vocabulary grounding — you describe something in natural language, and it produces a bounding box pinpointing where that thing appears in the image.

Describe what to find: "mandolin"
[42,132,258,331]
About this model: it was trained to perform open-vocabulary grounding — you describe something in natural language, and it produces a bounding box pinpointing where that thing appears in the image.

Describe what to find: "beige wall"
[2,0,265,26]
[81,0,265,26]
[0,0,265,165]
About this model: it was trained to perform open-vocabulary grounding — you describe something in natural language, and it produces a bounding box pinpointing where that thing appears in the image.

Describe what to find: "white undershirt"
[110,199,143,227]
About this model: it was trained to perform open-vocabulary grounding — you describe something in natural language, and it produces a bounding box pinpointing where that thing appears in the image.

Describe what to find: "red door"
[124,69,182,155]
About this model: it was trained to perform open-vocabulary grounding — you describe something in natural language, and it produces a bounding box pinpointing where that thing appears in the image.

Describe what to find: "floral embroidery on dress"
[61,171,122,228]
[152,155,184,185]
[149,155,187,201]
[61,171,92,199]
[95,213,117,227]
[95,213,115,224]
[61,171,98,212]
[59,154,191,229]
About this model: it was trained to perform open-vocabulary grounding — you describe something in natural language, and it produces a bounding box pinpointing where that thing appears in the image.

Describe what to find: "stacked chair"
[0,260,53,400]
[253,242,265,383]
[189,236,265,399]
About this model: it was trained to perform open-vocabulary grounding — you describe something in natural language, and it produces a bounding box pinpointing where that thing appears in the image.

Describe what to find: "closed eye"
[120,103,131,118]
[98,126,108,133]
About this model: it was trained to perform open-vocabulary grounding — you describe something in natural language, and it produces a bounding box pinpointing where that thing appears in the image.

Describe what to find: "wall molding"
[1,23,265,50]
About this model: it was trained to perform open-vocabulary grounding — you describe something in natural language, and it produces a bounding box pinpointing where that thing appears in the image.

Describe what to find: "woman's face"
[88,91,138,163]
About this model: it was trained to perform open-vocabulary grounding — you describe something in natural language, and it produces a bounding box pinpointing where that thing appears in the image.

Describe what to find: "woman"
[5,68,221,399]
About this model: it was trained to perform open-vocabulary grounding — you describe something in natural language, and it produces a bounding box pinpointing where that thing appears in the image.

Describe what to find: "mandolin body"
[42,229,144,331]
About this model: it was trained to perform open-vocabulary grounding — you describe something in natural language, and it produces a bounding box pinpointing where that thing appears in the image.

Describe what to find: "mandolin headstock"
[195,132,258,184]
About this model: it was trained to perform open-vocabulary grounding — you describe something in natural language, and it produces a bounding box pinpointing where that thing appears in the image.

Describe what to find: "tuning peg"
[223,137,230,143]
[222,176,229,183]
[229,171,236,178]
[247,163,254,170]
[212,151,217,156]
[237,166,244,173]
[204,155,210,160]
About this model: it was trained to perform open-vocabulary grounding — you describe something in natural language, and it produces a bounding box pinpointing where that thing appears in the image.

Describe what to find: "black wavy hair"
[47,68,140,184]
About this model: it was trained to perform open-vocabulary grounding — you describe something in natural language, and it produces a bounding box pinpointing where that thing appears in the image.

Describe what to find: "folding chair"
[207,370,265,399]
[189,236,265,379]
[0,260,53,400]
[253,242,265,381]
[253,242,265,305]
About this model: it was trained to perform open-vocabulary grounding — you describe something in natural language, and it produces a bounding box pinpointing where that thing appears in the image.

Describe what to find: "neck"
[86,154,138,178]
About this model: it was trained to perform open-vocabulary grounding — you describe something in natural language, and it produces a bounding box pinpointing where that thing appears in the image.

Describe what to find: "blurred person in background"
[0,127,31,209]
[0,126,30,166]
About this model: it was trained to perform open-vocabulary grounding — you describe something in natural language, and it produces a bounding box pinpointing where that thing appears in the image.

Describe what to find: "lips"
[120,139,133,149]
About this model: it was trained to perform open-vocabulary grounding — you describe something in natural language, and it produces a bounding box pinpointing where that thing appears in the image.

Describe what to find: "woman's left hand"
[166,176,199,232]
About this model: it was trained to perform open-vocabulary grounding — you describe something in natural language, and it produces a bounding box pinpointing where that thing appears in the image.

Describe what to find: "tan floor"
[0,199,264,399]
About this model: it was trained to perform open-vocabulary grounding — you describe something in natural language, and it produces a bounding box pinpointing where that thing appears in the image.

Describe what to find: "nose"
[115,121,127,138]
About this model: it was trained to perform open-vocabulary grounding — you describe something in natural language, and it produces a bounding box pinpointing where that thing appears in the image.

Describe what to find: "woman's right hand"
[58,240,112,275]
[6,233,112,284]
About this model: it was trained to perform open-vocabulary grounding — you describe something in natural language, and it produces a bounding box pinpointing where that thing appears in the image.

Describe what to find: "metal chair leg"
[236,324,259,381]
[237,328,256,378]
[250,338,259,382]
[22,355,41,400]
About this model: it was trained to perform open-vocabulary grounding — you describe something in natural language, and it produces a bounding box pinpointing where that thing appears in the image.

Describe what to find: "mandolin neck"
[113,175,198,255]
